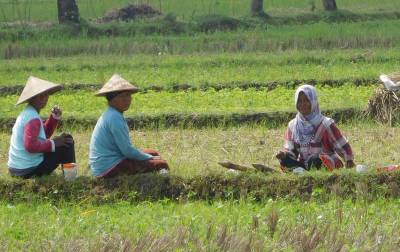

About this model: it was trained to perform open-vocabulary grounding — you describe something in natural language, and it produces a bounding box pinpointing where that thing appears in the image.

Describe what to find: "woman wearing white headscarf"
[276,85,355,171]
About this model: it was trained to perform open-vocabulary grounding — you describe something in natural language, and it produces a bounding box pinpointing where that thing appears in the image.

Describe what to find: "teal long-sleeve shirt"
[89,106,152,176]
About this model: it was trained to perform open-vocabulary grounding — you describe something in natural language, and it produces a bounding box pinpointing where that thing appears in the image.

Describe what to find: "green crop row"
[2,11,400,42]
[0,85,374,119]
[0,49,397,88]
[2,20,400,59]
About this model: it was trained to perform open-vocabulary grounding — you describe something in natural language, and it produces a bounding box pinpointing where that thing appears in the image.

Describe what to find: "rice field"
[1,1,400,250]
[0,49,399,87]
[1,123,399,178]
[2,19,400,61]
[0,85,374,120]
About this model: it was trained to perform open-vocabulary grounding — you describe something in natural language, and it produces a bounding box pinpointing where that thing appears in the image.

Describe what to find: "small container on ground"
[62,163,78,181]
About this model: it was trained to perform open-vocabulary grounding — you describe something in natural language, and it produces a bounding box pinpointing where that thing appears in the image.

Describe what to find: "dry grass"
[265,208,279,238]
[1,123,400,177]
[5,221,400,251]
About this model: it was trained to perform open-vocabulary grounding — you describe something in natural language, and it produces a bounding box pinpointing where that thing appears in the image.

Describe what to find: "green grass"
[0,49,399,87]
[0,85,374,118]
[2,20,400,59]
[0,198,400,250]
[1,0,400,22]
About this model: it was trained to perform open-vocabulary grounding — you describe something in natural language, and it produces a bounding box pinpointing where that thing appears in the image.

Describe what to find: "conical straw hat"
[96,74,139,96]
[17,76,62,105]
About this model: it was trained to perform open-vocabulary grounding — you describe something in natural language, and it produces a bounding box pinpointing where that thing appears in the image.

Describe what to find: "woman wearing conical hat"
[8,76,76,178]
[89,74,169,177]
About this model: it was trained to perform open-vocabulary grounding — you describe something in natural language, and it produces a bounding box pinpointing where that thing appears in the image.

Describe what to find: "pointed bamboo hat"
[17,76,62,105]
[96,74,139,96]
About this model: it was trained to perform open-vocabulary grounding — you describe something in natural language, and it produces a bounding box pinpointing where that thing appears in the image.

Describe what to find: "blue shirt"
[8,105,46,169]
[89,106,152,176]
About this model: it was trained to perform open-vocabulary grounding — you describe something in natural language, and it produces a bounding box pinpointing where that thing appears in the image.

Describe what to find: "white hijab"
[293,85,324,145]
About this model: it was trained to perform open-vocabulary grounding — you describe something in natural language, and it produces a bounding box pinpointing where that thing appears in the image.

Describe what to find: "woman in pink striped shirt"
[276,85,355,171]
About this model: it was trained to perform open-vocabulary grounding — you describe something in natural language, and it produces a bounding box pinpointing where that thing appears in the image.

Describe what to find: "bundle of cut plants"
[218,160,278,173]
[367,73,400,124]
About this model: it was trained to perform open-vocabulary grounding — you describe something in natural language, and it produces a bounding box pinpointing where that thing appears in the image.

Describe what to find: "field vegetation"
[1,0,399,250]
[1,0,400,22]
[0,49,398,88]
[1,123,399,177]
[0,85,373,118]
[1,199,400,250]
[2,20,400,59]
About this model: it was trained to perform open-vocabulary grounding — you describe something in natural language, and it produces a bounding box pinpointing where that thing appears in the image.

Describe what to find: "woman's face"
[29,92,49,111]
[296,92,312,115]
[109,91,132,112]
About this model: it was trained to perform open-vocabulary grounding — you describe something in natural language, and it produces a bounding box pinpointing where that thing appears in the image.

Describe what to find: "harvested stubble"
[366,86,400,124]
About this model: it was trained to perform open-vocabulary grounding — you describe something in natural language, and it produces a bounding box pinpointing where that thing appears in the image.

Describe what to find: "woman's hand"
[275,151,286,160]
[51,105,62,118]
[346,160,355,168]
[53,133,73,147]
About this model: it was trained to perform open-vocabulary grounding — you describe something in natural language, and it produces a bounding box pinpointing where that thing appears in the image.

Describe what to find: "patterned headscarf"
[293,85,324,145]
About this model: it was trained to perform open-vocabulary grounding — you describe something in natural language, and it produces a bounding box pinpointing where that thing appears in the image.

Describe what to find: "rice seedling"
[0,85,375,120]
[0,48,399,88]
[2,19,400,59]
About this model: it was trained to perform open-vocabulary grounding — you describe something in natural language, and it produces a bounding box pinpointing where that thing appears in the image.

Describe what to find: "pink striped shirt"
[284,117,353,168]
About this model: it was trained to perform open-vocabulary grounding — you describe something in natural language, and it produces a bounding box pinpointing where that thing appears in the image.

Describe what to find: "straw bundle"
[388,72,400,83]
[366,86,400,124]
